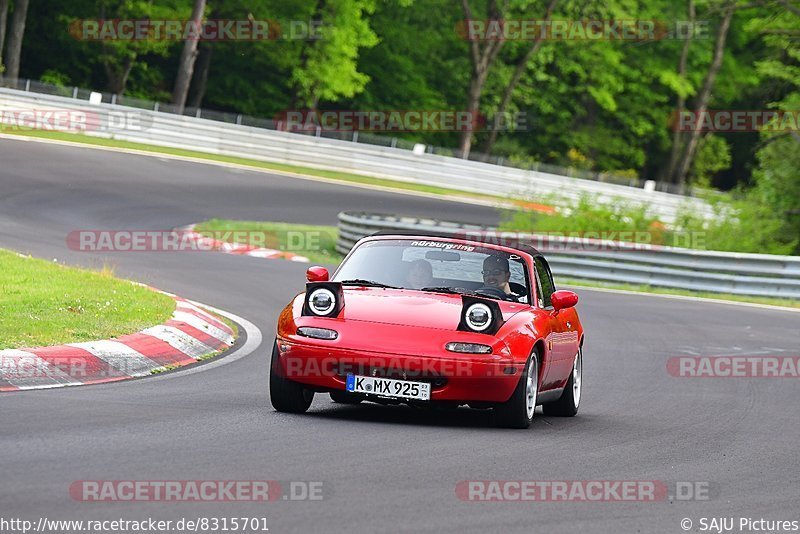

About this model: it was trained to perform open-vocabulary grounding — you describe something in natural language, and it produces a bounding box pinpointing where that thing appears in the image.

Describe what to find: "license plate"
[346,374,431,401]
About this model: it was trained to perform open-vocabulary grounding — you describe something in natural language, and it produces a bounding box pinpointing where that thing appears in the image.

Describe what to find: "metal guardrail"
[0,77,695,195]
[0,87,712,223]
[336,212,800,299]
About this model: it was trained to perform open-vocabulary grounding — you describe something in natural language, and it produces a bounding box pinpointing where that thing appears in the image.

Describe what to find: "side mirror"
[306,266,329,282]
[551,290,578,311]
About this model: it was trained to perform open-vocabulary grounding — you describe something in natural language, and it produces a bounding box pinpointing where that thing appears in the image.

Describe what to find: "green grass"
[3,129,510,206]
[194,218,344,265]
[0,249,176,349]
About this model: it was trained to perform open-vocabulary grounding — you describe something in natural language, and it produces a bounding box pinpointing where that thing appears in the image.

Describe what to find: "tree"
[662,0,696,184]
[3,0,30,80]
[748,1,800,252]
[291,0,379,109]
[0,0,9,76]
[481,0,557,155]
[458,0,508,158]
[93,0,188,96]
[673,1,736,187]
[187,41,213,108]
[172,0,207,112]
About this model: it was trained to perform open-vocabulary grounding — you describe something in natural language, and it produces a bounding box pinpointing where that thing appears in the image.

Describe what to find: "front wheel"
[542,348,582,417]
[493,350,539,429]
[269,340,314,413]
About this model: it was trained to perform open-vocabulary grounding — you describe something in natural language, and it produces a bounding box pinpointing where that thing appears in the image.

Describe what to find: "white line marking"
[142,302,263,383]
[173,310,234,345]
[140,325,218,358]
[0,349,81,388]
[67,340,158,377]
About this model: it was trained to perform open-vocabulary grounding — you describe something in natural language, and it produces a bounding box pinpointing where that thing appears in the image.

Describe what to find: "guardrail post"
[72,87,79,99]
[236,114,242,125]
[25,79,31,92]
[352,131,358,143]
[111,94,117,105]
[154,102,159,112]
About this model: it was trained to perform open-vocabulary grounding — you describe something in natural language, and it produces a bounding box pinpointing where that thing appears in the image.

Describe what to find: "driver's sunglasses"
[482,269,508,276]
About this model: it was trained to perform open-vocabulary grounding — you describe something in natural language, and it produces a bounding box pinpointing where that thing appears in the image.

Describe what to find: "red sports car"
[270,232,584,428]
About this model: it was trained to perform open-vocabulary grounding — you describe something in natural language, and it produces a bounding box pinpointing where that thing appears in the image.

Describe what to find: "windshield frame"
[332,235,536,305]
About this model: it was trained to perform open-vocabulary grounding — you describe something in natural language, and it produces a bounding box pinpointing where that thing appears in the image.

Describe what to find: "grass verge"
[0,249,175,349]
[194,218,343,265]
[2,129,512,206]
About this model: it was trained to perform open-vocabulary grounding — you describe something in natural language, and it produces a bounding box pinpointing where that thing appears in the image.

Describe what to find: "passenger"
[406,259,434,289]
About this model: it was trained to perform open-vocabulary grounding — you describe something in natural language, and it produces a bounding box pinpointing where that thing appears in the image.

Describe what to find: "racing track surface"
[1,137,798,533]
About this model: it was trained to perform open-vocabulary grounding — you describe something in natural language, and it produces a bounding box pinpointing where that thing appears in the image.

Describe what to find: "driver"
[482,255,515,298]
[406,259,434,289]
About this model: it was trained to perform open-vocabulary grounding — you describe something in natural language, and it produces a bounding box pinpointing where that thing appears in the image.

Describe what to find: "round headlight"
[308,288,336,315]
[465,303,492,332]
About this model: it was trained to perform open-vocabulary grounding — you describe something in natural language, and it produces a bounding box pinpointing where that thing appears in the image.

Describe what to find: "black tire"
[542,348,582,417]
[493,350,539,429]
[269,340,314,413]
[330,390,363,404]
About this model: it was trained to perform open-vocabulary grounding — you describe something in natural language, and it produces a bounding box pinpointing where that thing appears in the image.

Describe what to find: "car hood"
[335,287,527,329]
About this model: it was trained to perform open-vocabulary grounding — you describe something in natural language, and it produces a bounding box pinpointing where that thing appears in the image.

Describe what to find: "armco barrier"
[335,212,800,299]
[0,87,711,223]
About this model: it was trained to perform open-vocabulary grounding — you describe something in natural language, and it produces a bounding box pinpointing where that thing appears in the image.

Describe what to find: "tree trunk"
[3,0,30,81]
[292,0,326,109]
[103,53,135,96]
[482,0,558,155]
[673,2,734,187]
[459,76,485,157]
[172,0,207,113]
[458,0,506,159]
[0,0,10,77]
[663,0,695,184]
[188,42,213,109]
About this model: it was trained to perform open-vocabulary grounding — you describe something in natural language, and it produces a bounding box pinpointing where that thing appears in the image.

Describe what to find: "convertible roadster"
[270,231,583,428]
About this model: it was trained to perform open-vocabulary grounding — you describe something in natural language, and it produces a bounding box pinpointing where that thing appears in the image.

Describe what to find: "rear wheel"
[269,340,314,413]
[493,350,539,429]
[542,348,582,417]
[330,390,363,404]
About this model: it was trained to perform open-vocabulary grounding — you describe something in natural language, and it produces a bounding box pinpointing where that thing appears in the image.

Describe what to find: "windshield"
[333,239,530,302]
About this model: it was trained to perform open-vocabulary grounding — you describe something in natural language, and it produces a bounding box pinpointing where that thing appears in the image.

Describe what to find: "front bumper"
[274,339,524,403]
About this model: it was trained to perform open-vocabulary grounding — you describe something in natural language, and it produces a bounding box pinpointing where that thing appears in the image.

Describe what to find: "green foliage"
[692,134,732,187]
[502,191,797,254]
[5,0,798,244]
[291,0,379,107]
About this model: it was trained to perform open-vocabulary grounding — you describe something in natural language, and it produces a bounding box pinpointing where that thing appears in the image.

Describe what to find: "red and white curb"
[0,295,236,392]
[176,224,309,263]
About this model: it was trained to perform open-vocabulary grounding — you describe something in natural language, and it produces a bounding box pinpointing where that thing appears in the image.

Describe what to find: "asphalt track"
[1,136,798,534]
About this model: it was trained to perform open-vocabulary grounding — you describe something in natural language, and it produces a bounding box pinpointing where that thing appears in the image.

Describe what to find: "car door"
[534,257,574,388]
